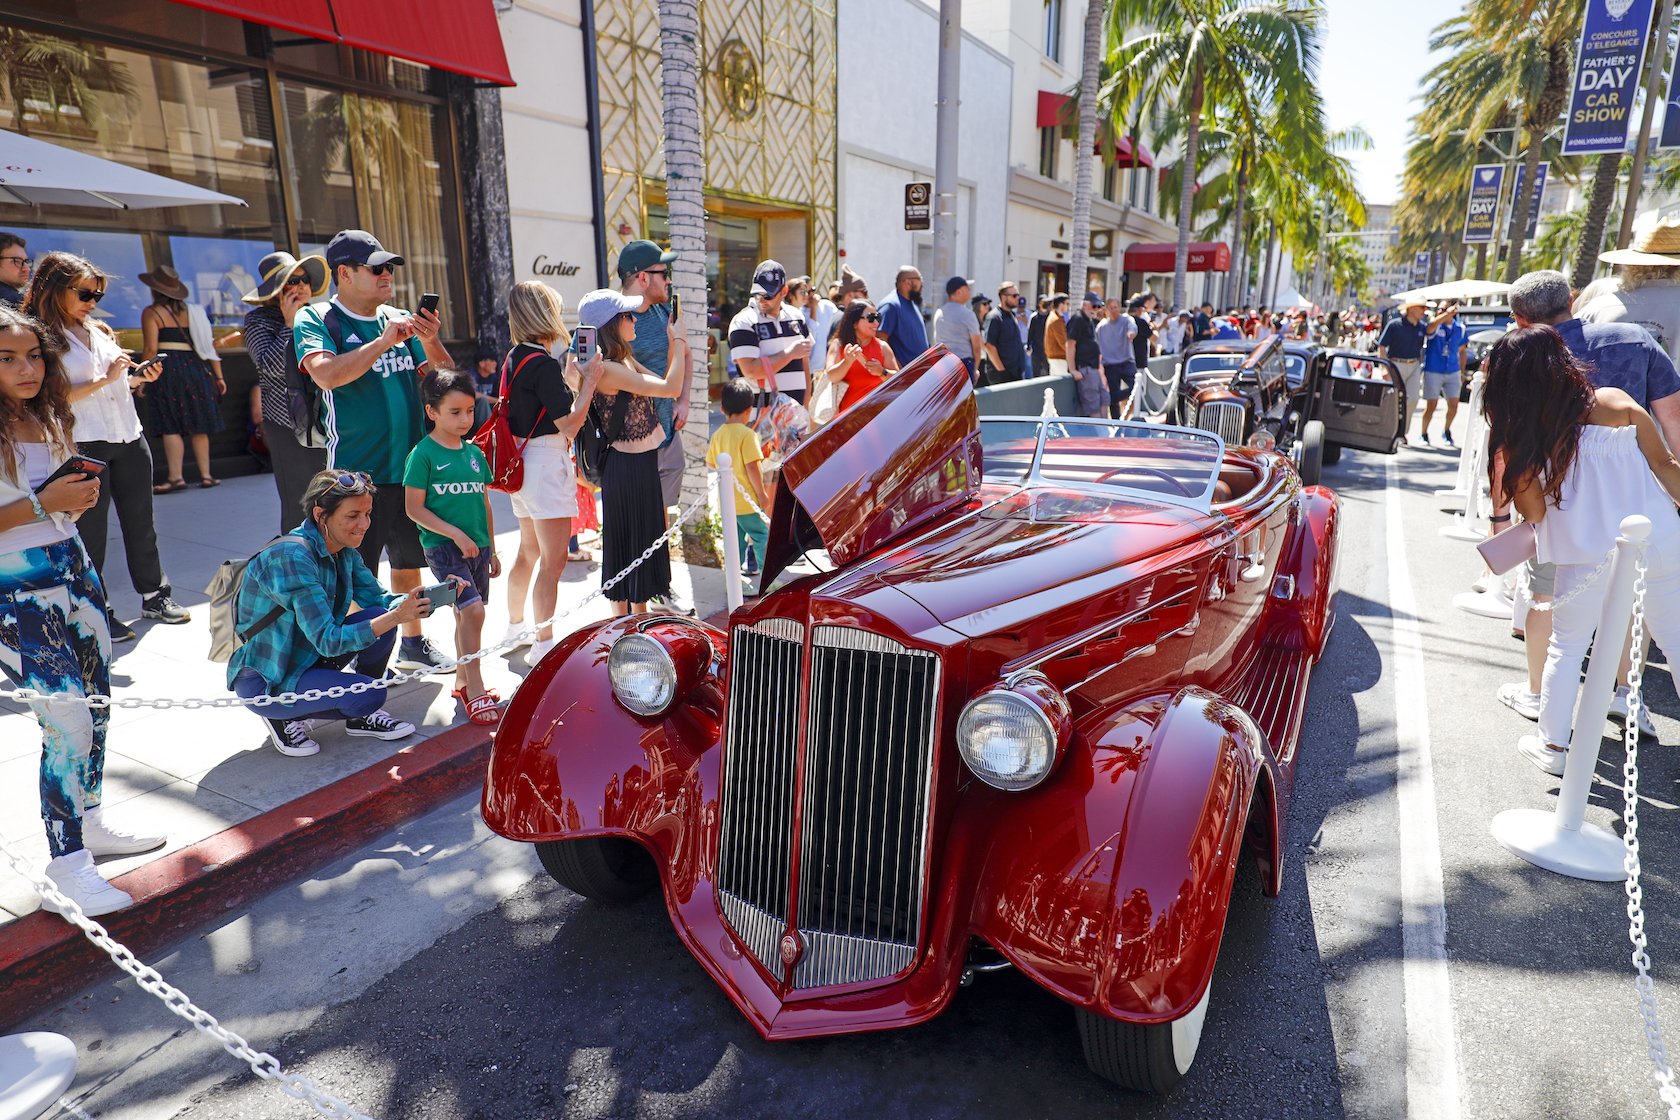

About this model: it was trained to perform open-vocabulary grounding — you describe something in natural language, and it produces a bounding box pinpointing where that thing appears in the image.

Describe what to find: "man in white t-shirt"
[729,260,814,404]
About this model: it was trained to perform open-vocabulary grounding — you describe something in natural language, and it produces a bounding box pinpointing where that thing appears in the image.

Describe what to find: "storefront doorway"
[1037,260,1070,301]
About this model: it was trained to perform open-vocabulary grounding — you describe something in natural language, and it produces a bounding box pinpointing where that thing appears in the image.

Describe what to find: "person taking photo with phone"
[230,470,429,757]
[241,251,330,532]
[0,304,166,917]
[617,240,691,527]
[293,229,452,675]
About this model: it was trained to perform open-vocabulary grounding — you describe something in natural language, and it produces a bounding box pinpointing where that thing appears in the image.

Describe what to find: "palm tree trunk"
[658,0,711,517]
[1474,243,1487,281]
[1173,73,1204,310]
[1227,150,1249,309]
[1571,153,1621,291]
[1503,131,1545,284]
[1069,0,1105,301]
[1260,225,1277,310]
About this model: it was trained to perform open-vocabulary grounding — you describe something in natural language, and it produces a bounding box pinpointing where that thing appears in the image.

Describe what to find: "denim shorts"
[423,542,491,608]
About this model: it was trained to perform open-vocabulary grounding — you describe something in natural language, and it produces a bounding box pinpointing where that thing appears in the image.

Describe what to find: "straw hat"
[242,251,329,304]
[1600,219,1680,267]
[137,265,190,302]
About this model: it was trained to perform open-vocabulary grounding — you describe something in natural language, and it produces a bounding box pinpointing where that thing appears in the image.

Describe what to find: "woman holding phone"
[0,304,166,917]
[228,470,430,757]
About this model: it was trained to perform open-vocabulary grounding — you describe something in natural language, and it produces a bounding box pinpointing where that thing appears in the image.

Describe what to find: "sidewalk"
[0,473,731,929]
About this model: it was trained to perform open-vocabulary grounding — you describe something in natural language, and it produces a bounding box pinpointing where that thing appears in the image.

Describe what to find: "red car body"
[482,347,1339,1073]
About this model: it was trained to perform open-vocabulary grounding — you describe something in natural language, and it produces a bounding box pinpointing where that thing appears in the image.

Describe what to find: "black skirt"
[601,447,672,604]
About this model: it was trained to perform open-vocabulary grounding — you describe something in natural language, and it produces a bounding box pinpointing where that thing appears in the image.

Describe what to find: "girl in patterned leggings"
[0,305,164,918]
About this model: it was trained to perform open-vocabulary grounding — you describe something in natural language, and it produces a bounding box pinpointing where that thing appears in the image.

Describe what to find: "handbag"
[471,350,544,493]
[575,390,630,488]
[1477,521,1538,576]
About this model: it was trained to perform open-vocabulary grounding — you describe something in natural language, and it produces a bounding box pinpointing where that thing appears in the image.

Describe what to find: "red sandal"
[452,687,501,726]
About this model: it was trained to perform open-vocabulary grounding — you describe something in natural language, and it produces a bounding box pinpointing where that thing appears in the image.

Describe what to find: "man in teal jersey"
[294,229,453,672]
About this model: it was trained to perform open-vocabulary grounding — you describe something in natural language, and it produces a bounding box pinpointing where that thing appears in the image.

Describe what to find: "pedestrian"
[729,260,812,405]
[0,304,165,916]
[616,239,690,526]
[1027,295,1051,379]
[230,470,426,757]
[1193,301,1216,343]
[707,379,771,592]
[982,282,1028,386]
[1418,301,1467,447]
[1129,293,1156,368]
[1044,293,1070,376]
[1066,292,1106,418]
[792,275,841,388]
[1481,326,1680,777]
[404,369,500,725]
[24,251,187,643]
[241,251,330,533]
[834,265,869,310]
[293,229,452,674]
[138,265,226,491]
[0,232,29,307]
[499,280,604,665]
[1095,297,1136,419]
[930,276,982,384]
[587,287,690,616]
[1377,297,1429,443]
[1161,310,1191,355]
[876,265,929,367]
[822,299,899,414]
[1578,219,1680,364]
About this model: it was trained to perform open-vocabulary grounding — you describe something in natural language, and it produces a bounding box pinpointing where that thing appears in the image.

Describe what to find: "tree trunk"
[658,1,711,520]
[1173,73,1203,310]
[1227,150,1249,309]
[1259,224,1277,310]
[1571,152,1621,291]
[1070,0,1105,300]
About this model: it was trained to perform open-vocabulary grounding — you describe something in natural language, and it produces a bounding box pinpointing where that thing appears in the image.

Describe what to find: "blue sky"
[1321,0,1471,206]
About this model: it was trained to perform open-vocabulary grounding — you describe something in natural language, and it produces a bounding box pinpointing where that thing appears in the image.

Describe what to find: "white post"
[716,454,742,612]
[1042,386,1057,417]
[1435,371,1484,501]
[1491,515,1653,881]
[1439,419,1488,542]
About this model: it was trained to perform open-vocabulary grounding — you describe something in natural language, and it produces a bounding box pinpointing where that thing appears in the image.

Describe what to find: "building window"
[1039,126,1059,179]
[1044,0,1064,63]
[1103,162,1118,202]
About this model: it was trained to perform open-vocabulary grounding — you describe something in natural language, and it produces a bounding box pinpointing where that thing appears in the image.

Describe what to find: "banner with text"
[1461,164,1505,243]
[1507,161,1550,241]
[1563,0,1655,156]
[1661,51,1680,149]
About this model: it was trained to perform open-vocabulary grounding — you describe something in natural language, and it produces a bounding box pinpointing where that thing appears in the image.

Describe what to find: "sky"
[1320,0,1471,208]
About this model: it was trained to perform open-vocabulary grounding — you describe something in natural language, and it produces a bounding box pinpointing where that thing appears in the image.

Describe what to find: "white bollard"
[1435,372,1485,501]
[716,455,743,612]
[1439,417,1489,542]
[1042,386,1057,417]
[0,1032,78,1120]
[1491,515,1653,881]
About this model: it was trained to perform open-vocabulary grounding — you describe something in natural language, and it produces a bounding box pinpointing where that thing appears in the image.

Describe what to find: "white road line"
[1385,455,1464,1120]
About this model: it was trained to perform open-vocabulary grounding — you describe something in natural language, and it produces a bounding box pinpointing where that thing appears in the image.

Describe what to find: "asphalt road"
[35,431,1680,1120]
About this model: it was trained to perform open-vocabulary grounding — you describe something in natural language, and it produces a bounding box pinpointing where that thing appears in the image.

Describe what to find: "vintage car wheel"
[535,838,657,904]
[1322,441,1343,466]
[1075,983,1213,1094]
[1293,420,1325,487]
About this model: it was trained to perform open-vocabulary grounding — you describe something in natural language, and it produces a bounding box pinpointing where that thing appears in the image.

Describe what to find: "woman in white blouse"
[24,253,189,643]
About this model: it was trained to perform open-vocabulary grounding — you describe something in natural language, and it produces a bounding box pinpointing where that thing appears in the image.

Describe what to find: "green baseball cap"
[615,239,676,279]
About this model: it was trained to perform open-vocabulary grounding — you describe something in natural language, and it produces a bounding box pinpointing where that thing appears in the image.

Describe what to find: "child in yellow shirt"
[706,379,771,583]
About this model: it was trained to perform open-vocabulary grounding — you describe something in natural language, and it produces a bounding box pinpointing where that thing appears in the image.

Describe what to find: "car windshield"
[1183,353,1248,377]
[1329,355,1391,381]
[1283,354,1307,387]
[979,418,1223,509]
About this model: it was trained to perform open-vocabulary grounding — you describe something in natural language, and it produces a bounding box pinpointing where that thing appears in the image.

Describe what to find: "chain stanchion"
[1440,406,1489,542]
[1435,371,1485,502]
[715,454,742,612]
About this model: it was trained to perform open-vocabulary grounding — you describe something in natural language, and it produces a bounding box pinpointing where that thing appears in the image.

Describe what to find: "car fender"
[969,687,1276,1025]
[1265,484,1340,656]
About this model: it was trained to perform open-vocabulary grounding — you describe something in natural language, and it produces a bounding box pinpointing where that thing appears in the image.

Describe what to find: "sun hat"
[575,288,644,329]
[137,265,190,302]
[242,251,329,304]
[1600,219,1680,267]
[1398,296,1429,311]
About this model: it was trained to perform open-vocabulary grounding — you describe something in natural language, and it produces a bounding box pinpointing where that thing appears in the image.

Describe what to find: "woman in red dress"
[823,300,901,415]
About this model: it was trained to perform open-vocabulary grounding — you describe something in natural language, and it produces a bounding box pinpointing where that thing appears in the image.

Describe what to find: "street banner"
[1461,164,1505,243]
[1506,161,1550,241]
[1412,251,1431,285]
[1660,51,1680,149]
[1563,0,1656,156]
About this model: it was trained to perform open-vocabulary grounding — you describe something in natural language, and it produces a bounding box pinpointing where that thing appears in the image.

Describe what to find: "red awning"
[1123,241,1231,273]
[1036,91,1072,129]
[1097,135,1155,168]
[168,0,514,86]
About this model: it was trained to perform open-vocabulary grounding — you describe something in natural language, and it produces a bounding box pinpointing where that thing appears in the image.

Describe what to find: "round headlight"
[609,633,678,716]
[958,688,1062,792]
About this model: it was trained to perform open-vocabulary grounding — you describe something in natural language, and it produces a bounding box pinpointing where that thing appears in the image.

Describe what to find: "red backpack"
[471,349,545,493]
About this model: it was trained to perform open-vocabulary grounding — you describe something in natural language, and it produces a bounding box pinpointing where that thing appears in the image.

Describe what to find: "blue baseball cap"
[750,260,787,297]
[324,229,403,273]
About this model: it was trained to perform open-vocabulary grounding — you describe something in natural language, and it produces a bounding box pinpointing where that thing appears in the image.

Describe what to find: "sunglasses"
[74,287,106,304]
[328,471,374,494]
[643,268,668,277]
[284,273,312,288]
[358,263,396,276]
[862,312,881,322]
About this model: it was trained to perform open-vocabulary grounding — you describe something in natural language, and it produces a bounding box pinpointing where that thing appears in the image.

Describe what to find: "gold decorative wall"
[594,0,838,279]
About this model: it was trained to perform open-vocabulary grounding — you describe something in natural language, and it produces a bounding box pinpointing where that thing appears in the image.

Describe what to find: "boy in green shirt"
[403,369,500,723]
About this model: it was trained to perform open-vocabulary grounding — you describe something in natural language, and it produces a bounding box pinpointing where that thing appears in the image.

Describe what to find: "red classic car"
[482,346,1340,1093]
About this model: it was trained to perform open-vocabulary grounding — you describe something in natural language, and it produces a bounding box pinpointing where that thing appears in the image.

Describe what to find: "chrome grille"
[794,627,940,989]
[1193,400,1246,445]
[716,618,804,976]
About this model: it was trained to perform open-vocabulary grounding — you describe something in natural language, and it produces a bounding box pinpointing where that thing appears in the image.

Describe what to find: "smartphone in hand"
[35,455,108,493]
[572,325,598,359]
[421,581,458,609]
[418,292,440,317]
[130,355,164,377]
[671,292,681,322]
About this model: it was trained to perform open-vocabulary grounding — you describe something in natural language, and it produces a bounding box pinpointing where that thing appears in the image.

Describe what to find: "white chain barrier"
[0,495,711,713]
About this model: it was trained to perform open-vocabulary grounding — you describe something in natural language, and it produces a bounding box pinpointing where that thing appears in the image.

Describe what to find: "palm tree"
[658,1,711,520]
[0,26,135,138]
[1069,0,1108,303]
[1106,0,1321,309]
[1570,154,1622,289]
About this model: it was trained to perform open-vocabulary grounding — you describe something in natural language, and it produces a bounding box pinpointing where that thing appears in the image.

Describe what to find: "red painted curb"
[0,720,494,1032]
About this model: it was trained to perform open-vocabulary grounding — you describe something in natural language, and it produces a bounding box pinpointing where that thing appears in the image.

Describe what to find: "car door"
[1313,350,1406,454]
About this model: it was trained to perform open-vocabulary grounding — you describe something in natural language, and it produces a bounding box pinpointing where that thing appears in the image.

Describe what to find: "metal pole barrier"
[1491,515,1652,881]
[716,455,742,612]
[1436,371,1484,501]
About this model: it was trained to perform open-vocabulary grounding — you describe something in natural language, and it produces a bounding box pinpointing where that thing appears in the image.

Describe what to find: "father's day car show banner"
[1507,161,1550,241]
[1461,164,1504,244]
[1563,0,1656,156]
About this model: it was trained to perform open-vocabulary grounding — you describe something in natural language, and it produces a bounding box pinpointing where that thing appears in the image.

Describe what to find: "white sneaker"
[43,849,134,918]
[502,622,533,651]
[524,637,557,667]
[1609,687,1658,738]
[1496,683,1542,722]
[1518,734,1568,777]
[81,806,166,856]
[266,718,321,757]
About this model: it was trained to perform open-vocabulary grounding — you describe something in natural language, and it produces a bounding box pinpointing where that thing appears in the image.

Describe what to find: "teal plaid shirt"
[226,520,400,694]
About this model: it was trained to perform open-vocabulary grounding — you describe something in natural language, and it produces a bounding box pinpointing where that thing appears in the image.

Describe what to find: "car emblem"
[779,932,803,966]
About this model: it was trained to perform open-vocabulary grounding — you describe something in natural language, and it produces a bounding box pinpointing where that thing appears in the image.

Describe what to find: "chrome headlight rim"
[957,684,1064,792]
[608,632,679,717]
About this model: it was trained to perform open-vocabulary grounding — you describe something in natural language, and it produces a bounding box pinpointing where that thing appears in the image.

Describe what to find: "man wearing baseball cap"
[728,259,814,404]
[1066,291,1107,417]
[934,276,983,384]
[616,239,690,517]
[293,228,453,673]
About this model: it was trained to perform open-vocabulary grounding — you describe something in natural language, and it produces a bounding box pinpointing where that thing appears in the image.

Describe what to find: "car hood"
[763,346,983,585]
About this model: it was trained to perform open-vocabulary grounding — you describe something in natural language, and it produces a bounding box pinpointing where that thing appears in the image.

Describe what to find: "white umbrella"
[1273,287,1313,309]
[0,128,245,210]
[1392,278,1510,304]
